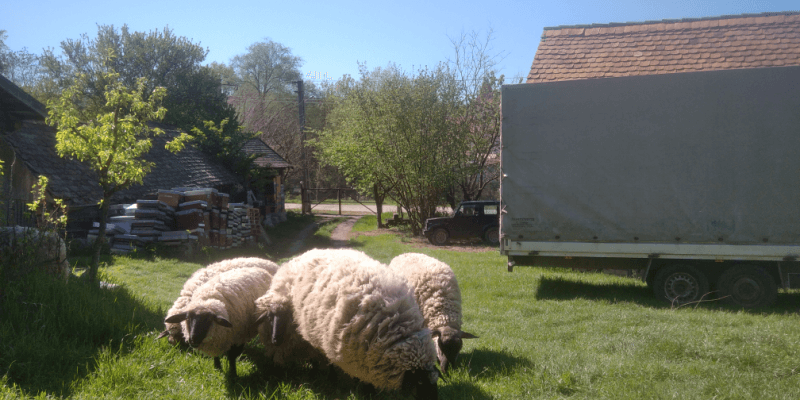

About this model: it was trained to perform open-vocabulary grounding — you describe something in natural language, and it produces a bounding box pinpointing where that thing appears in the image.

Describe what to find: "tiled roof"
[242,138,292,169]
[2,120,242,206]
[527,11,800,83]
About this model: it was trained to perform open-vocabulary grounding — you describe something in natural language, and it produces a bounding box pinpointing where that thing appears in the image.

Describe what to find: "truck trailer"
[499,66,800,308]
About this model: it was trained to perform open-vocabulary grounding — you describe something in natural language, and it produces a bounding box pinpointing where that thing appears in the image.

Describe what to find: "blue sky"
[2,0,798,84]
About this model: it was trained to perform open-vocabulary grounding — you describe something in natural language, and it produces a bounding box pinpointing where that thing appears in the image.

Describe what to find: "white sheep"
[164,266,272,375]
[158,257,279,345]
[258,248,441,399]
[388,253,477,374]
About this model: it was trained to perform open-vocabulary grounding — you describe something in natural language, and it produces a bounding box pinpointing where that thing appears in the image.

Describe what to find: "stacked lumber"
[99,188,259,254]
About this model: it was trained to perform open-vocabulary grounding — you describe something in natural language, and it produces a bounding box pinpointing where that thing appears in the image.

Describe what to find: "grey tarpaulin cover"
[501,66,800,245]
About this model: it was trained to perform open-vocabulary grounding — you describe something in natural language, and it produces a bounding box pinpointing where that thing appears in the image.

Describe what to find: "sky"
[2,0,798,84]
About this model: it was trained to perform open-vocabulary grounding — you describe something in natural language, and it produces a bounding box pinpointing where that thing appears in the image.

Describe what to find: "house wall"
[0,136,39,227]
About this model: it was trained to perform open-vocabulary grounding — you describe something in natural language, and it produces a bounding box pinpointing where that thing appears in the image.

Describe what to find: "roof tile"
[528,11,800,83]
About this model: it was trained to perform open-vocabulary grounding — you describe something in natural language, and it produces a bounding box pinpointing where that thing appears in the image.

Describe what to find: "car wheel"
[652,264,709,306]
[429,228,449,246]
[717,265,777,308]
[483,226,499,245]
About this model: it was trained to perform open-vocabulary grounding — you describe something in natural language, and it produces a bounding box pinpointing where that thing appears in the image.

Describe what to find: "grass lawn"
[2,214,799,399]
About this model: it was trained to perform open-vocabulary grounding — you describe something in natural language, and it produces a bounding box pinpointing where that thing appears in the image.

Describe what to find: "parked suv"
[423,200,500,246]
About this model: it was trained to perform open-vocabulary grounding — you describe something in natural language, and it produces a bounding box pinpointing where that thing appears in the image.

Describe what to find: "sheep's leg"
[226,344,245,376]
[213,357,222,370]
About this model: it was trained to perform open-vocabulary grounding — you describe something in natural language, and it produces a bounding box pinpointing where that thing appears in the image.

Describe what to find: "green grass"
[2,220,800,399]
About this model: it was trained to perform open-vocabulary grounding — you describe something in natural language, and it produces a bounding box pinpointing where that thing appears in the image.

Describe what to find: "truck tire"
[484,226,500,245]
[429,228,449,246]
[717,265,777,308]
[652,264,709,306]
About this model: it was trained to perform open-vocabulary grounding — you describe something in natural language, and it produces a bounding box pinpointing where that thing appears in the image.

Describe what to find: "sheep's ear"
[165,312,188,323]
[459,330,478,339]
[214,315,233,327]
[255,312,270,325]
[156,330,169,340]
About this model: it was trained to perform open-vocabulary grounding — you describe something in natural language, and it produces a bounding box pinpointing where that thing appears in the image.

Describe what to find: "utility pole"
[294,80,310,213]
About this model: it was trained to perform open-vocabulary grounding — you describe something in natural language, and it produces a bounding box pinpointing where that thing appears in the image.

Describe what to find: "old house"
[527,11,800,83]
[0,75,243,235]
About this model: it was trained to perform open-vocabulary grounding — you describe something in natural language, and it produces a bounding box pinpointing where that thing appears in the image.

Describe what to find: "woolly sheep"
[258,248,441,399]
[158,257,279,345]
[388,253,477,374]
[164,266,272,376]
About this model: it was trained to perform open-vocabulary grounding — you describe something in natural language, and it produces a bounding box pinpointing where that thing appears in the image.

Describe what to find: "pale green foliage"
[27,175,68,231]
[315,64,464,234]
[45,62,187,285]
[46,70,175,197]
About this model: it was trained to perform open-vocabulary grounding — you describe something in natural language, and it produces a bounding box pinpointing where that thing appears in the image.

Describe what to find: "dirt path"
[288,215,362,254]
[330,216,361,247]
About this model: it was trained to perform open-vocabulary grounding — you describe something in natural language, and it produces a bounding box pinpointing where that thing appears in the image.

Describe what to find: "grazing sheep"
[388,252,477,374]
[258,248,440,399]
[158,257,279,345]
[164,266,272,376]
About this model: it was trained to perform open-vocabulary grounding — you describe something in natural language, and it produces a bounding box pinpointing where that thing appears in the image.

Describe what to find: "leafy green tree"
[315,63,463,234]
[38,24,254,182]
[46,62,186,286]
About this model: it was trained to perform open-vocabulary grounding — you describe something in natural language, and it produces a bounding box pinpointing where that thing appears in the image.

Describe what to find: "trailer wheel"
[717,265,777,308]
[483,226,500,245]
[653,264,709,306]
[429,228,449,246]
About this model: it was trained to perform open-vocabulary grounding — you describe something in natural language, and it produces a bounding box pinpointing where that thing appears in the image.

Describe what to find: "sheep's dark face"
[434,327,478,374]
[164,309,232,348]
[402,368,439,400]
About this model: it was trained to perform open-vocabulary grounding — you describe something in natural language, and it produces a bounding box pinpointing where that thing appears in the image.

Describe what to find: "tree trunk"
[88,200,110,287]
[373,183,384,228]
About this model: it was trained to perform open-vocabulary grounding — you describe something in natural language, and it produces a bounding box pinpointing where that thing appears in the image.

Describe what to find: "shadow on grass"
[459,348,535,380]
[440,381,493,400]
[535,276,658,307]
[0,274,163,397]
[234,345,469,399]
[535,276,800,315]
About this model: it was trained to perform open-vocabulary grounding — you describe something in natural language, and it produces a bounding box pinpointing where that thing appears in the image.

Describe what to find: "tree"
[444,29,507,208]
[46,61,186,286]
[315,63,463,234]
[231,39,302,96]
[38,25,255,185]
[0,30,42,90]
[228,39,309,185]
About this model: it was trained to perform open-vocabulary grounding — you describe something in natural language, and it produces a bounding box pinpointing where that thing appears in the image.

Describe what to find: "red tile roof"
[527,11,800,83]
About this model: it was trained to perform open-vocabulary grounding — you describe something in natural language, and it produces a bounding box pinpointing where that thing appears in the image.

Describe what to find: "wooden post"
[338,188,342,215]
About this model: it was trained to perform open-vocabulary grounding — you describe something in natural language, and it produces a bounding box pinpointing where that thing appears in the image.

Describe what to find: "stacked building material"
[99,188,260,254]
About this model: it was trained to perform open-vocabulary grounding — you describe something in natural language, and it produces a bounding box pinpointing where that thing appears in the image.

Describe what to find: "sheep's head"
[255,296,292,346]
[402,367,440,400]
[164,305,232,348]
[432,327,478,374]
[255,306,292,346]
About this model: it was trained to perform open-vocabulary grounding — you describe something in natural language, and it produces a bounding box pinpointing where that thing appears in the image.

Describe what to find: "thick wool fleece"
[387,253,462,331]
[264,249,437,390]
[164,257,278,343]
[181,267,272,357]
